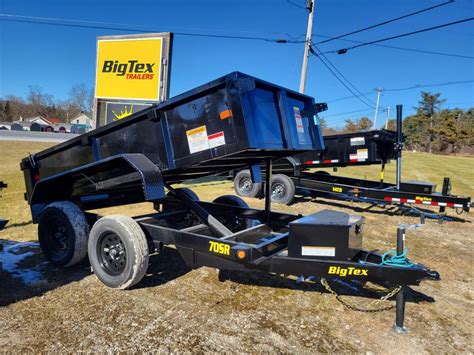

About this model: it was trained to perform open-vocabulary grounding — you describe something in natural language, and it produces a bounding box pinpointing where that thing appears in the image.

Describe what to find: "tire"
[162,188,199,229]
[268,174,296,205]
[234,170,262,198]
[88,215,149,289]
[38,201,89,267]
[213,195,252,231]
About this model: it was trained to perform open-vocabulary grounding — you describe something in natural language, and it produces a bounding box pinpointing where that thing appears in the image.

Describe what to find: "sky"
[0,0,473,128]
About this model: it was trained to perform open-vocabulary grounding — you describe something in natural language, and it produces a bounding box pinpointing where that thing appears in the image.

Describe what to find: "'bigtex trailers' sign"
[95,37,163,100]
[102,60,156,80]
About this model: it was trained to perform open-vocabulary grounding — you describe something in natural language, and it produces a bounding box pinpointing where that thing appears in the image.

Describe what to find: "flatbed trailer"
[233,107,472,216]
[21,73,439,331]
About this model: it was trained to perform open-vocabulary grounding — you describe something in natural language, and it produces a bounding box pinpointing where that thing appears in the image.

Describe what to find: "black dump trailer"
[0,181,7,230]
[21,72,439,331]
[298,129,398,168]
[234,110,471,215]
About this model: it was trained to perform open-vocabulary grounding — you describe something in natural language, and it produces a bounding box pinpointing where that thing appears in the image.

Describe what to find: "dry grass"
[0,141,473,352]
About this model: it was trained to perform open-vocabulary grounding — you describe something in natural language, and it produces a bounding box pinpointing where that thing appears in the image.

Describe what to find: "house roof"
[25,116,46,122]
[46,117,62,124]
[72,113,92,120]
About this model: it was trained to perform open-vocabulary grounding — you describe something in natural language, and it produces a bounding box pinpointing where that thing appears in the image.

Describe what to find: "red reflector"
[34,175,40,181]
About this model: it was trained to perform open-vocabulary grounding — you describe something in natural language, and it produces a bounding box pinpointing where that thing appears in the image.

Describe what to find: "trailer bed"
[293,171,471,211]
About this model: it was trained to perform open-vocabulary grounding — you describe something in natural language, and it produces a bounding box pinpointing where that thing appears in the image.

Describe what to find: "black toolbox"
[288,209,363,261]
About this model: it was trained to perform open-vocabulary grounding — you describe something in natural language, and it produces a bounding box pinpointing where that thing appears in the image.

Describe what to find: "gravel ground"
[0,189,473,353]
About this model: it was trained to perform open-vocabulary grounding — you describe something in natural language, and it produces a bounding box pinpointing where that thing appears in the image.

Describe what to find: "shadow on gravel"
[135,246,435,306]
[0,239,90,307]
[3,221,33,229]
[218,269,435,305]
[136,247,192,289]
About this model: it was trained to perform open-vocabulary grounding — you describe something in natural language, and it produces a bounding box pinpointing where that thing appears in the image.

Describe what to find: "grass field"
[0,141,473,352]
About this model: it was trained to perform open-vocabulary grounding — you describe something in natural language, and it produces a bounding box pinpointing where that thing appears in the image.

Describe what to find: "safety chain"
[320,278,402,313]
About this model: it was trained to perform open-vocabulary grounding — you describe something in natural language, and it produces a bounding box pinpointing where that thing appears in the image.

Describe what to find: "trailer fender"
[29,154,165,220]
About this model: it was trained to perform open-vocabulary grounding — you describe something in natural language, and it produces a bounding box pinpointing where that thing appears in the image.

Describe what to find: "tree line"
[0,84,93,123]
[320,91,474,154]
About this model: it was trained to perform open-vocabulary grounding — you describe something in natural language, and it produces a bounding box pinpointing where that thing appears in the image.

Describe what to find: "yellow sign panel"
[95,37,163,101]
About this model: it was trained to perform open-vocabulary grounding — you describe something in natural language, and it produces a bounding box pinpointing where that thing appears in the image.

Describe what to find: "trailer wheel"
[162,188,200,229]
[234,170,262,198]
[38,201,89,267]
[213,195,253,231]
[88,215,149,289]
[269,174,295,205]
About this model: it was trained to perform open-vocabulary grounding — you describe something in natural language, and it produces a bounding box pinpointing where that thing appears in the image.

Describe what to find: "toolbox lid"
[402,180,436,187]
[290,209,363,227]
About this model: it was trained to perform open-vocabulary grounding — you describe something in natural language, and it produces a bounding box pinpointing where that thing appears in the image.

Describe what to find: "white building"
[0,122,12,130]
[71,113,95,130]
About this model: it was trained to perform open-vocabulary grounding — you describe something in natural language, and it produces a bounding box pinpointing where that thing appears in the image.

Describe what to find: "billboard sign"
[93,32,172,127]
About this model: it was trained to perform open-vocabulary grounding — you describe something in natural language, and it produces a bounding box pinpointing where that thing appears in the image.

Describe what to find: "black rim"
[42,214,70,261]
[272,182,285,201]
[239,177,253,193]
[97,232,127,275]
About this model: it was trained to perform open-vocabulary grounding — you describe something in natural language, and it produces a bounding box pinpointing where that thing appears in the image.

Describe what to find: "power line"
[0,13,305,44]
[384,79,474,91]
[285,0,307,10]
[321,17,474,55]
[321,108,376,118]
[326,92,373,103]
[311,45,378,108]
[316,0,454,45]
[1,13,470,59]
[326,80,474,103]
[313,33,474,59]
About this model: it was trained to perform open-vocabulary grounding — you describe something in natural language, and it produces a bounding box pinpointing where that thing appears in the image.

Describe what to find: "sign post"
[94,32,172,127]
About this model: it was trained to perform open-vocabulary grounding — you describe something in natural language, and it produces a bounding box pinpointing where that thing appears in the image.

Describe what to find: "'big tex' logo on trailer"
[95,36,163,100]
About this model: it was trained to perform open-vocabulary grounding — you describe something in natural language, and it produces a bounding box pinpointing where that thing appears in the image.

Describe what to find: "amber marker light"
[236,250,247,260]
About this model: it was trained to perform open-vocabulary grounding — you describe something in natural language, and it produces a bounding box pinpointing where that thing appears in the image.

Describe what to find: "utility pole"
[299,0,316,93]
[373,87,382,129]
[385,106,390,129]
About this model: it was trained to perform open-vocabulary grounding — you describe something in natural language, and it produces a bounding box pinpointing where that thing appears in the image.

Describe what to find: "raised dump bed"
[22,72,323,211]
[301,129,399,167]
[21,73,439,331]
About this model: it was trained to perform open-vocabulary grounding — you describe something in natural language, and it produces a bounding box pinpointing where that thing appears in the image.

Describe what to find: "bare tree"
[26,86,55,117]
[69,83,91,113]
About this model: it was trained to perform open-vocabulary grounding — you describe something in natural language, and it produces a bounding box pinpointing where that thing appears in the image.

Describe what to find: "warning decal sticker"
[350,137,365,146]
[293,107,305,133]
[357,148,368,160]
[208,131,226,149]
[186,125,209,154]
[293,106,307,144]
[301,246,336,257]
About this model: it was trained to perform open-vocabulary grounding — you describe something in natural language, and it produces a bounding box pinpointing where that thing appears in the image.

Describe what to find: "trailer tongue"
[21,72,439,331]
